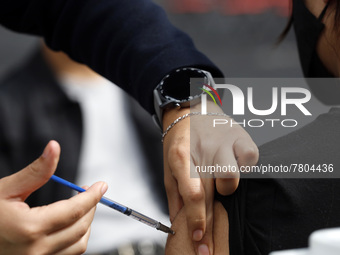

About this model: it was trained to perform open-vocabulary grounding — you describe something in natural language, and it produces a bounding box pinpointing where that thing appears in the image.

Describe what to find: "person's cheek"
[316,15,340,77]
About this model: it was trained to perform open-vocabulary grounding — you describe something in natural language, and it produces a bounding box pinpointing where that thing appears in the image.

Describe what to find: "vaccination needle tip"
[157,222,175,235]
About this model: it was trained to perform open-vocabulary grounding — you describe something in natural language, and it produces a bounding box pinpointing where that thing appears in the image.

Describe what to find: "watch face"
[160,68,208,101]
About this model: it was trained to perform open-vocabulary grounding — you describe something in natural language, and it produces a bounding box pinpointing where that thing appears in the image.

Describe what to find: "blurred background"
[0,2,334,254]
[157,0,302,78]
[0,0,302,79]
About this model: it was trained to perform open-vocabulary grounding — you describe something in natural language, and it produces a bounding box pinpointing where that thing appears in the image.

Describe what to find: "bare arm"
[165,201,229,255]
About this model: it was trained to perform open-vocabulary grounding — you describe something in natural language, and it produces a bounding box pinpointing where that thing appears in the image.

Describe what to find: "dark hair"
[277,0,340,44]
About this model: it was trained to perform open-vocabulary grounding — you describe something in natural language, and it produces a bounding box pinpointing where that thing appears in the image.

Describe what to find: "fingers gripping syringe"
[50,175,175,235]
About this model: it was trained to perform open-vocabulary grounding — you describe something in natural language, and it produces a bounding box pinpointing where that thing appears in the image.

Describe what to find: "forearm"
[165,201,229,255]
[0,0,222,113]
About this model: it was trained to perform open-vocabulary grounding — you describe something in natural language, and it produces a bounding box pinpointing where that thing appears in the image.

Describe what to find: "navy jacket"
[0,0,223,114]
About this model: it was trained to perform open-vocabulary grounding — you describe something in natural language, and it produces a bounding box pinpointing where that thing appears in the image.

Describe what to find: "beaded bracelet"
[161,112,229,143]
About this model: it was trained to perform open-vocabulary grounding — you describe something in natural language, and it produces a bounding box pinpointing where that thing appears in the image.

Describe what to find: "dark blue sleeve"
[0,0,223,114]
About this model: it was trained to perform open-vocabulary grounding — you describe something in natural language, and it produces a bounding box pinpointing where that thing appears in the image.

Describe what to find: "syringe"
[50,175,175,235]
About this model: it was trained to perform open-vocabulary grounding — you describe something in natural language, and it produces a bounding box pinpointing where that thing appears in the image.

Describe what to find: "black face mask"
[293,0,340,105]
[292,0,332,78]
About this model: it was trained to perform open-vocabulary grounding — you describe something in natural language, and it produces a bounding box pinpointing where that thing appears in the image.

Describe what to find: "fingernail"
[193,229,203,241]
[101,182,108,195]
[198,244,210,255]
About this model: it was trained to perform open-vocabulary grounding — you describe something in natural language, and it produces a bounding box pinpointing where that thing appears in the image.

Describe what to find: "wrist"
[163,100,224,129]
[162,102,226,143]
[162,107,191,132]
[153,67,215,131]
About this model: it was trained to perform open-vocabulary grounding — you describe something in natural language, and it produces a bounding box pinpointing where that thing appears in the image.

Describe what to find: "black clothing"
[0,0,223,114]
[0,50,167,211]
[220,108,340,255]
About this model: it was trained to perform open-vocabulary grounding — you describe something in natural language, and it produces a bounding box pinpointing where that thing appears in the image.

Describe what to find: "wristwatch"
[153,67,215,130]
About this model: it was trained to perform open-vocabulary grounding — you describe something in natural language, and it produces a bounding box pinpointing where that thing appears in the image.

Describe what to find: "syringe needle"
[50,175,175,235]
[156,222,176,235]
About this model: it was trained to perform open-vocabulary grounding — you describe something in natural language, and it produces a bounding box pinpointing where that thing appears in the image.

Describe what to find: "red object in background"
[222,0,290,16]
[167,0,290,16]
[167,0,215,13]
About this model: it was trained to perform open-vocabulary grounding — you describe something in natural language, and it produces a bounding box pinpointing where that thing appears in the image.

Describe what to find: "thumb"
[0,140,60,201]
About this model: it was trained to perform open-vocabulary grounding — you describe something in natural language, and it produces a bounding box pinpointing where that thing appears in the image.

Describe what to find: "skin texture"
[165,202,229,255]
[305,0,340,76]
[0,141,107,255]
[163,101,258,254]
